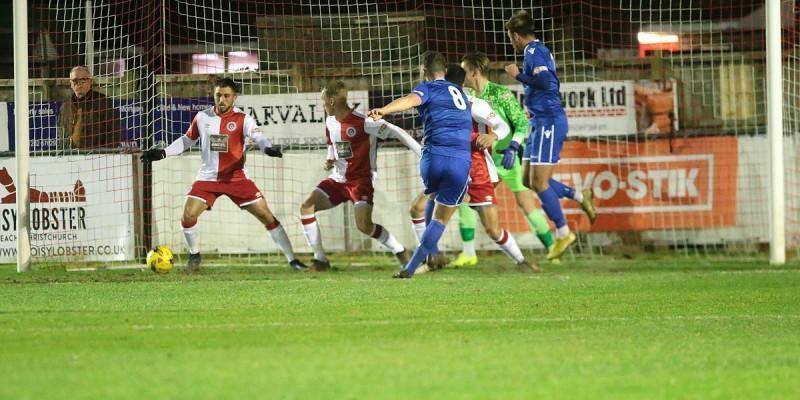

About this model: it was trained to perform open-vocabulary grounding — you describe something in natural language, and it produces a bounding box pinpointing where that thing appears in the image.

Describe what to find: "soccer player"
[406,63,523,273]
[140,78,307,271]
[451,51,555,267]
[422,65,539,272]
[504,10,597,260]
[300,80,422,271]
[368,51,473,279]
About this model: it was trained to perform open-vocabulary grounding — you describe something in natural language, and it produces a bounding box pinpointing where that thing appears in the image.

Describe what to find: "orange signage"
[497,136,738,232]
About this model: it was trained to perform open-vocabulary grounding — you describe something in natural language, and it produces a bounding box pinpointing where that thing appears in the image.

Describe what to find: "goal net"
[7,0,798,267]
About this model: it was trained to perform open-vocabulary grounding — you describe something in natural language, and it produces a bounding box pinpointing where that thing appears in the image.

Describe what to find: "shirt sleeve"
[365,118,422,158]
[518,45,553,89]
[525,45,550,70]
[325,125,332,145]
[244,114,273,151]
[470,97,510,141]
[243,114,261,140]
[410,82,429,105]
[495,88,529,144]
[164,135,197,156]
[325,124,336,160]
[186,114,201,140]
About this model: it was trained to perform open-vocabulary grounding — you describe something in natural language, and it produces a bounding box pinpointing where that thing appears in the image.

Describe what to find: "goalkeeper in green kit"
[451,52,555,267]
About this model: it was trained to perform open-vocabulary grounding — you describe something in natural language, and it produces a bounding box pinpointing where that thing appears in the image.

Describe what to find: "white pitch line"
[1,314,798,334]
[716,269,800,274]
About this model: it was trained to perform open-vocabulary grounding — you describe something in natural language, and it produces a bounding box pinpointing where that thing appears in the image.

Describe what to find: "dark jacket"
[57,89,123,150]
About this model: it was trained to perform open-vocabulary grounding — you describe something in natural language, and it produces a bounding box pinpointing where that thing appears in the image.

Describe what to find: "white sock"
[267,221,296,262]
[301,214,327,262]
[573,190,584,203]
[462,240,476,257]
[182,221,200,254]
[556,224,571,238]
[371,224,405,254]
[495,229,524,263]
[411,218,426,245]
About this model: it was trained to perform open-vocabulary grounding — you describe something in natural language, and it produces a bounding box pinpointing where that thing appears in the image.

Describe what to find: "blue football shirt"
[411,79,473,160]
[518,40,565,117]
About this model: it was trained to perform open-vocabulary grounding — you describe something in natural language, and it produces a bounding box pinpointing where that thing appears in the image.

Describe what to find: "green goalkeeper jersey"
[470,81,529,153]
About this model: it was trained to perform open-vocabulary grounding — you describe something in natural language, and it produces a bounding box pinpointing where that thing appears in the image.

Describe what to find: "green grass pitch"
[1,254,799,399]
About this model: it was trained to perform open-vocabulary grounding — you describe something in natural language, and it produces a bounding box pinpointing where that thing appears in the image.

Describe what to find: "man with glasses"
[57,66,124,150]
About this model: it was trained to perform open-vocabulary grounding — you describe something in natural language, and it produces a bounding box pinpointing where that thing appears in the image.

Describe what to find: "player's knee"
[259,210,276,225]
[300,197,316,215]
[523,178,533,191]
[356,219,374,235]
[485,225,501,240]
[513,192,531,209]
[181,211,198,226]
[409,203,424,218]
[531,177,548,193]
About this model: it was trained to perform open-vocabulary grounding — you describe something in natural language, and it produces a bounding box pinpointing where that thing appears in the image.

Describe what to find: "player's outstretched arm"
[515,66,552,90]
[471,98,510,141]
[366,118,422,158]
[252,135,282,157]
[495,88,530,145]
[476,129,499,150]
[368,94,422,119]
[245,117,283,157]
[323,145,336,170]
[140,135,197,162]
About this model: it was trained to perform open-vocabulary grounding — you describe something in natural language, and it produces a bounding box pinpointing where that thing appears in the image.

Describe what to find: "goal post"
[767,0,785,265]
[13,0,31,272]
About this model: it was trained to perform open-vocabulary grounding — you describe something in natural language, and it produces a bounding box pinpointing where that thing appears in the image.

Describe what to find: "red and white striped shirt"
[467,97,509,186]
[325,110,420,182]
[184,106,263,182]
[470,125,499,186]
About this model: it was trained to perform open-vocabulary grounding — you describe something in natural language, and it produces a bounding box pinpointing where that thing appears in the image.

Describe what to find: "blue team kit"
[411,79,473,206]
[516,40,569,165]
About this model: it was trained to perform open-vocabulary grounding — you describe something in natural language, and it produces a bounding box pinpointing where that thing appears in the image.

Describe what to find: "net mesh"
[5,0,797,265]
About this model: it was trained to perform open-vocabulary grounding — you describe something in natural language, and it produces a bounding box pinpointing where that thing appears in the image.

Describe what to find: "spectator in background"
[57,66,123,150]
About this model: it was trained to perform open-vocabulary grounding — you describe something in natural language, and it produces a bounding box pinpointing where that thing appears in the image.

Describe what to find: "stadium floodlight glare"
[637,32,679,44]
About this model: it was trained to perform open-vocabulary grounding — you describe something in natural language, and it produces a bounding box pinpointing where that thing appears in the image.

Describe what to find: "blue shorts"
[523,113,568,165]
[420,152,471,206]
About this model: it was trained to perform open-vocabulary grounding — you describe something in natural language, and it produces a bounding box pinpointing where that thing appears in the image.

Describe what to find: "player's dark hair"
[422,51,447,75]
[445,64,466,86]
[214,77,239,94]
[323,79,348,99]
[461,52,490,75]
[505,10,537,36]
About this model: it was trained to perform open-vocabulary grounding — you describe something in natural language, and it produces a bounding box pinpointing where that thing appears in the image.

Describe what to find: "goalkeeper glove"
[140,149,166,162]
[501,141,520,169]
[263,145,283,158]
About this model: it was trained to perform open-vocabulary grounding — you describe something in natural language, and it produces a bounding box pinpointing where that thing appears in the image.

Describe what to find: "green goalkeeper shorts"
[492,150,527,193]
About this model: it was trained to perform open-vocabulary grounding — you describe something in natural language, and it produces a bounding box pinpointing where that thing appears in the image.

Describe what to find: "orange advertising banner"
[497,136,738,232]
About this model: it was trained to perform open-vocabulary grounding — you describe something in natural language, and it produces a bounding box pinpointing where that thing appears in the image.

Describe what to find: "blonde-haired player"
[300,80,422,271]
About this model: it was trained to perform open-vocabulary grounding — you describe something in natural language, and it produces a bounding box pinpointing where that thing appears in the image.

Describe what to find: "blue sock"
[424,198,438,255]
[537,187,567,228]
[424,199,434,226]
[548,178,575,200]
[405,220,446,275]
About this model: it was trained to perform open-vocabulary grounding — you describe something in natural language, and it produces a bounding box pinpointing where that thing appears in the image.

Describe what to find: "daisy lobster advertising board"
[0,155,136,262]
